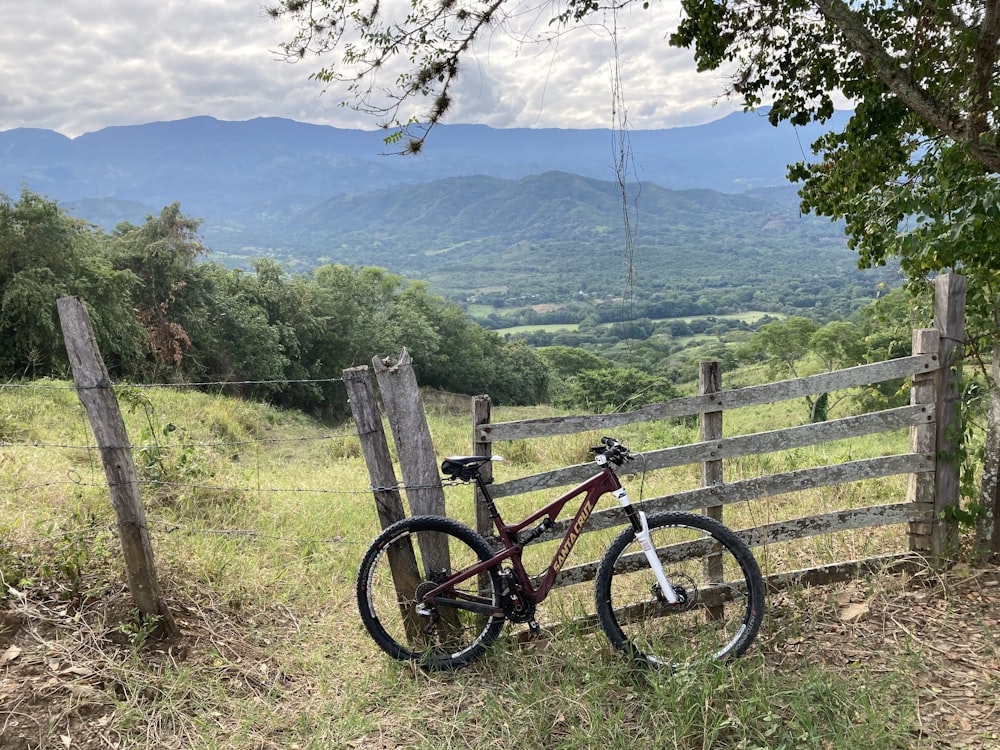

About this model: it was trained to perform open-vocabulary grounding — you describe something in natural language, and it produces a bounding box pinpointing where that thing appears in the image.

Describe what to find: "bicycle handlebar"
[593,436,635,466]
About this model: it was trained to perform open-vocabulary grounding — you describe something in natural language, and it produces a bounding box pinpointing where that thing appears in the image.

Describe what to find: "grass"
[0,379,958,748]
[489,311,783,338]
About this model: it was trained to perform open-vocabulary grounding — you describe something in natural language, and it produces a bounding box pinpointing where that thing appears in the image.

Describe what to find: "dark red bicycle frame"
[421,462,626,613]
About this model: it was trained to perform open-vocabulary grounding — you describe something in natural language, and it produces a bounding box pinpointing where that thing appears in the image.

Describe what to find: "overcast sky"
[0,1,742,138]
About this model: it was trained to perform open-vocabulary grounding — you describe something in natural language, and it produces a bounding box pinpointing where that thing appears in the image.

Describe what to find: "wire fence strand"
[0,376,378,551]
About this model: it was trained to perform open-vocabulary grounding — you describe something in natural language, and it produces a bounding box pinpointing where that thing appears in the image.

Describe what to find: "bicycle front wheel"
[357,515,505,670]
[594,511,764,668]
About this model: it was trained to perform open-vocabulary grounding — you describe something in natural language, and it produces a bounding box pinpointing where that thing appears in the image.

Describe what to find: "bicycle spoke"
[357,516,505,669]
[595,512,764,667]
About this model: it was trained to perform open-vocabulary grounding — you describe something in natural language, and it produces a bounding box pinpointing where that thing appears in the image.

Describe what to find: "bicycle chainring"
[499,570,536,623]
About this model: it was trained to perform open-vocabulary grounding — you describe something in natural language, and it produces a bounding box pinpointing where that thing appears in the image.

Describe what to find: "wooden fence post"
[372,349,450,573]
[907,328,939,552]
[933,273,966,558]
[344,364,422,641]
[56,296,177,637]
[343,365,409,531]
[976,390,1000,558]
[699,361,724,515]
[472,395,493,537]
[699,361,724,618]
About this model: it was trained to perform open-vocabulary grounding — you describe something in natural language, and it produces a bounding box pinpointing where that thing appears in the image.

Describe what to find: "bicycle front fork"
[613,488,680,605]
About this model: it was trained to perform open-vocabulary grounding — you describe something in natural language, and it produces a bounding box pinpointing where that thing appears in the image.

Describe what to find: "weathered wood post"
[907,328,939,553]
[976,354,1000,557]
[699,361,724,516]
[344,364,422,641]
[472,395,493,537]
[699,361,724,618]
[344,366,410,532]
[56,296,177,637]
[933,274,966,558]
[372,349,451,577]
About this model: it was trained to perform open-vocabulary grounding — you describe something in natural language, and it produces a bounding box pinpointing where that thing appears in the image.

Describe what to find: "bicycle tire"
[594,511,764,668]
[356,515,505,670]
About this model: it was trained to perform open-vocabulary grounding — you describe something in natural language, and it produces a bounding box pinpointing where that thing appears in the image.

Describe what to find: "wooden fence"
[350,274,967,598]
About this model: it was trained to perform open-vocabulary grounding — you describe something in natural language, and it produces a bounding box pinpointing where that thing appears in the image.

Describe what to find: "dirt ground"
[2,564,998,749]
[766,563,1000,748]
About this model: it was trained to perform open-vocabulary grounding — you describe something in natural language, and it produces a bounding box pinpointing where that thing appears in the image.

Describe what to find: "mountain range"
[0,111,879,305]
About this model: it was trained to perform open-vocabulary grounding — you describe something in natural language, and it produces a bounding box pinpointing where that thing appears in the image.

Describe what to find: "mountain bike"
[356,437,764,670]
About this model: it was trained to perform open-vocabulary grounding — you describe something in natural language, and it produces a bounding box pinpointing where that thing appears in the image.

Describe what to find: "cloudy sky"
[0,1,742,138]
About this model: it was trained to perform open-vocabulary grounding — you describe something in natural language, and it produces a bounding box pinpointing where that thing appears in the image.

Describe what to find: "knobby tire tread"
[593,511,764,666]
[356,515,505,670]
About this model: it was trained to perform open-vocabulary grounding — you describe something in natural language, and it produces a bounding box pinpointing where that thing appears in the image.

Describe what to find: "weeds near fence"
[1,379,997,748]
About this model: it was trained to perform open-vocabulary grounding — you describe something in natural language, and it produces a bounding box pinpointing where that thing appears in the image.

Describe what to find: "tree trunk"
[976,385,1000,559]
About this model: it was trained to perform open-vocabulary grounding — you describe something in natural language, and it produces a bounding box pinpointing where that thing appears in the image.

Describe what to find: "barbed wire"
[0,377,346,391]
[139,479,368,496]
[1,514,368,551]
[0,432,355,452]
[0,472,374,497]
[0,479,100,494]
[116,376,346,389]
[144,518,362,546]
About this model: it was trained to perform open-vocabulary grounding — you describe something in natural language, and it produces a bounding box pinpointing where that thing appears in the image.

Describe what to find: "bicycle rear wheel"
[594,511,764,668]
[357,515,505,670]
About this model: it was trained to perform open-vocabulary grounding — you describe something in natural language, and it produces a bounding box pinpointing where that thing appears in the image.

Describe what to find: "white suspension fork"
[612,488,679,604]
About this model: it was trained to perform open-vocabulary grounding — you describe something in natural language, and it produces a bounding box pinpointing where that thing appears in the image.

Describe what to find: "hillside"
[0,111,894,314]
[282,171,868,305]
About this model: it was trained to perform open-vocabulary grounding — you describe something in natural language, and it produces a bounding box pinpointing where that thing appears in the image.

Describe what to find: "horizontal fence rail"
[478,353,938,443]
[490,403,934,498]
[471,319,956,595]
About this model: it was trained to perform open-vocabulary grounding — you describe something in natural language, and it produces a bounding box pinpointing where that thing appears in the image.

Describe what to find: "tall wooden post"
[907,328,939,553]
[699,360,724,513]
[372,349,450,574]
[699,361,724,618]
[472,395,493,537]
[976,389,1000,558]
[343,366,409,531]
[933,274,966,558]
[57,296,177,636]
[344,365,422,641]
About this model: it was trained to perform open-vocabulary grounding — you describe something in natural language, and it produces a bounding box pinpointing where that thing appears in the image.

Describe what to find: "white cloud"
[0,0,740,137]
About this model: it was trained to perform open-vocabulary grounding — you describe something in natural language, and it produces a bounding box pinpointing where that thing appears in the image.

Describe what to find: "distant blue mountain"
[0,112,896,314]
[0,111,860,290]
[0,110,849,215]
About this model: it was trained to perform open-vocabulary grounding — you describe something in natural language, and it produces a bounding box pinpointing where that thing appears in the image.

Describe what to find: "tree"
[739,316,871,421]
[739,317,819,379]
[0,190,144,379]
[556,366,678,413]
[110,204,205,375]
[674,0,1000,543]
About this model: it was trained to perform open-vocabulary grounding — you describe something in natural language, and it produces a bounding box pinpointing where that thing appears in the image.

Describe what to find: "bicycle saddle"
[440,455,502,481]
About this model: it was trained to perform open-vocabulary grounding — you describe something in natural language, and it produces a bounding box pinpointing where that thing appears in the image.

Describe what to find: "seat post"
[473,472,501,521]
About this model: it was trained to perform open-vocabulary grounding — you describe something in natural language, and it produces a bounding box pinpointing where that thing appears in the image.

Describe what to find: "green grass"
[478,311,784,337]
[0,380,929,748]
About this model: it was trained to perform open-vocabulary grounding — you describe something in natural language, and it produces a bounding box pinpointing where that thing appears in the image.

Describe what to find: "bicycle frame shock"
[612,488,680,605]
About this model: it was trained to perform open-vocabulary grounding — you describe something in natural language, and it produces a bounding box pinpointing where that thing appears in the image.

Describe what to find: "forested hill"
[0,110,890,317]
[0,111,853,260]
[285,171,864,306]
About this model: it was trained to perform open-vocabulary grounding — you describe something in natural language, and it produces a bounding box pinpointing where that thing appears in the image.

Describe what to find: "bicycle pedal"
[527,620,541,639]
